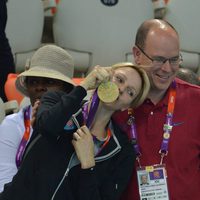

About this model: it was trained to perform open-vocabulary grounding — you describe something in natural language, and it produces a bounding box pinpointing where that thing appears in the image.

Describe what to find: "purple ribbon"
[15,106,31,168]
[82,90,99,129]
[130,120,141,156]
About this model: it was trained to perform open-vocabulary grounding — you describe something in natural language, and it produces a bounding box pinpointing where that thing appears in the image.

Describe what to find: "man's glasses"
[136,46,183,66]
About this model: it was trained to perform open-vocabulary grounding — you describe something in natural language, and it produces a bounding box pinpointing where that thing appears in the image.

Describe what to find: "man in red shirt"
[120,19,200,200]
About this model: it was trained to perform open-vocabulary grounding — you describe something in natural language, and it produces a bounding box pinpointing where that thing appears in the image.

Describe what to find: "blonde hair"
[111,62,150,108]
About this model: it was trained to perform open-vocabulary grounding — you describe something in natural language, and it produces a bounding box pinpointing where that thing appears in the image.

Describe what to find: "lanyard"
[128,81,177,166]
[159,80,176,164]
[82,90,112,154]
[16,106,31,168]
[82,90,99,129]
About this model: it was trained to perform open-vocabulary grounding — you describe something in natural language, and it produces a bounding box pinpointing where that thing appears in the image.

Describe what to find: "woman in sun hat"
[15,44,75,100]
[0,62,150,200]
[0,44,75,192]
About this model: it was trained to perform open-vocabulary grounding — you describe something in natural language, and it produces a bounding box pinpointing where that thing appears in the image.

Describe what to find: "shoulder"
[0,108,25,127]
[175,78,200,100]
[0,107,29,137]
[176,78,200,92]
[0,108,27,144]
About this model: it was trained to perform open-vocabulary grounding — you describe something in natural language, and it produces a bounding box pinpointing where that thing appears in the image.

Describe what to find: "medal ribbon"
[16,106,31,168]
[84,89,99,129]
[82,90,111,154]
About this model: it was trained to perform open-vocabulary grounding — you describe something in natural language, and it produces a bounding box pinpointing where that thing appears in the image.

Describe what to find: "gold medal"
[97,82,119,103]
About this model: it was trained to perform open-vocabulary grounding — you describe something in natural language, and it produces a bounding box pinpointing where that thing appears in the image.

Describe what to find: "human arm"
[36,66,111,138]
[36,86,87,138]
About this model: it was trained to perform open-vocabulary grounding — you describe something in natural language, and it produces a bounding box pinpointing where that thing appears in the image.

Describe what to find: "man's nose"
[161,60,172,72]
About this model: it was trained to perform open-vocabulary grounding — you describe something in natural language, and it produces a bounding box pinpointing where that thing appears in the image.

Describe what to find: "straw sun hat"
[16,45,75,96]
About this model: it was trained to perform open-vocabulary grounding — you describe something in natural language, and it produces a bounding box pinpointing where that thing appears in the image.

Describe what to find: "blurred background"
[1,0,200,120]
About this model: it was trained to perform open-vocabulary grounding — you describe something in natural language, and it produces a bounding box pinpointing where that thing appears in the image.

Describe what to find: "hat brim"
[15,67,75,97]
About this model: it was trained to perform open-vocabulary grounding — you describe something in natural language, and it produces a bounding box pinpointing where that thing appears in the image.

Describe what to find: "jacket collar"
[94,121,123,162]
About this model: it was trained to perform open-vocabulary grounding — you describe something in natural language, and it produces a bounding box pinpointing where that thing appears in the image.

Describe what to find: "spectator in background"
[0,0,15,102]
[0,44,75,192]
[176,67,200,86]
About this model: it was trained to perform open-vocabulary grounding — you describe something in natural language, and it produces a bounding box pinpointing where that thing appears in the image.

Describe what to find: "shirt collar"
[145,85,172,108]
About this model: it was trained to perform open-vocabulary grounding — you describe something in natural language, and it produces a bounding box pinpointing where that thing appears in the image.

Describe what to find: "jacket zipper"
[51,153,75,200]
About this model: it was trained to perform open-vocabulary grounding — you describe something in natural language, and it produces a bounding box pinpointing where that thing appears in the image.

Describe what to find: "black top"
[0,87,135,200]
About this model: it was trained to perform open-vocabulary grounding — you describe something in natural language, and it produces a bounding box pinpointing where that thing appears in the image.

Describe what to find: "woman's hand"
[31,99,40,127]
[80,65,113,90]
[72,125,95,169]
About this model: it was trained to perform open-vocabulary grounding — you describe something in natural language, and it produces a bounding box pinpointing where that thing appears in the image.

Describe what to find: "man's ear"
[132,46,141,65]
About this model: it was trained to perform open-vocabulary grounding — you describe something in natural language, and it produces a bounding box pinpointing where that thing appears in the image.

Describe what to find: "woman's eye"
[127,88,135,97]
[128,91,133,97]
[115,76,123,83]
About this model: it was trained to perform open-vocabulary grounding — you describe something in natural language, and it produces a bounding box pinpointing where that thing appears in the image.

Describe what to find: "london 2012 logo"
[101,0,118,6]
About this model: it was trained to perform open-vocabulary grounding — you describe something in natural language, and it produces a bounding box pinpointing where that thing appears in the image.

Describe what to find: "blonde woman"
[1,63,149,200]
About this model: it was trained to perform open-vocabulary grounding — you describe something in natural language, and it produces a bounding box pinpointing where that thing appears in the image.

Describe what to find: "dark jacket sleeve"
[77,128,135,200]
[35,86,87,137]
[0,141,37,200]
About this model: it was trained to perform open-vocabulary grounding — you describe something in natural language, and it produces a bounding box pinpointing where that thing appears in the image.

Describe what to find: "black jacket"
[0,86,135,200]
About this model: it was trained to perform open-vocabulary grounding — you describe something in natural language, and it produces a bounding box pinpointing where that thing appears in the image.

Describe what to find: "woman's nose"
[118,85,125,95]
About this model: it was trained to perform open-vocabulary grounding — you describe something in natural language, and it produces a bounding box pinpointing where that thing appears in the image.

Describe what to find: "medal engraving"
[97,82,119,103]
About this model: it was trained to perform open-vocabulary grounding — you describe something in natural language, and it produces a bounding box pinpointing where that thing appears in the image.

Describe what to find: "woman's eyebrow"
[115,72,127,80]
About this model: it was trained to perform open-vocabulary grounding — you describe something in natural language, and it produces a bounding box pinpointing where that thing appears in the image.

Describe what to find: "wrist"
[80,82,89,91]
[81,160,95,169]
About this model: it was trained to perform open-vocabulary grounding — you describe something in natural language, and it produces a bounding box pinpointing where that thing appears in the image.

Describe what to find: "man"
[0,44,75,192]
[120,19,200,200]
[0,0,15,101]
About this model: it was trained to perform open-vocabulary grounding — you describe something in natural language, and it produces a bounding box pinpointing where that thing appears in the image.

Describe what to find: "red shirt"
[117,78,200,200]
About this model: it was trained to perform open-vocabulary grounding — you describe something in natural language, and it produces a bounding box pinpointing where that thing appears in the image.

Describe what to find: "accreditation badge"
[136,164,169,200]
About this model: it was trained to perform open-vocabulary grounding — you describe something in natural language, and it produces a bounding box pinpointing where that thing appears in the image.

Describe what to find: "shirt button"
[150,111,154,115]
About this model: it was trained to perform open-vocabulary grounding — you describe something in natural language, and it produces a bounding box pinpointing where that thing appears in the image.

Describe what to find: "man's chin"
[153,78,173,91]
